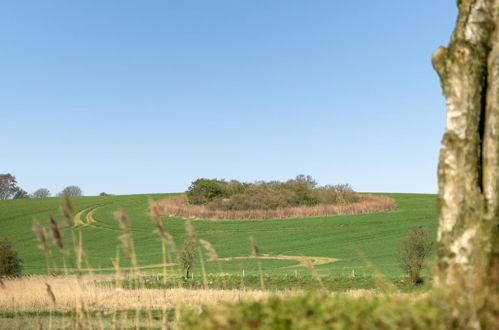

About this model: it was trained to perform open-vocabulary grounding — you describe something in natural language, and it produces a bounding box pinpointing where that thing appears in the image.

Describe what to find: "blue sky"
[1,1,457,196]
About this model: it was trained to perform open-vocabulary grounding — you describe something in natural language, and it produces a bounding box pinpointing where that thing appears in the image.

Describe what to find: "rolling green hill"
[0,193,437,277]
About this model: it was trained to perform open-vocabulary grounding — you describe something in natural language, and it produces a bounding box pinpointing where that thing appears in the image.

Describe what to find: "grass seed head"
[114,210,133,258]
[200,239,219,262]
[149,198,167,242]
[44,282,56,305]
[303,257,319,277]
[33,219,49,252]
[114,209,129,233]
[250,235,259,256]
[186,220,199,243]
[60,196,74,226]
[49,215,65,252]
[164,231,177,252]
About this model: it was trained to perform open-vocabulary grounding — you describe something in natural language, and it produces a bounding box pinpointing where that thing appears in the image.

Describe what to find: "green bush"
[398,227,433,284]
[0,238,23,277]
[177,240,197,279]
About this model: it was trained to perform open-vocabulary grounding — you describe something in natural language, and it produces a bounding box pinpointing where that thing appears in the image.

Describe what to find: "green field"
[0,193,437,278]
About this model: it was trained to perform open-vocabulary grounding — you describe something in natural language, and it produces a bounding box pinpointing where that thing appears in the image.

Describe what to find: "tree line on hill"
[0,173,82,200]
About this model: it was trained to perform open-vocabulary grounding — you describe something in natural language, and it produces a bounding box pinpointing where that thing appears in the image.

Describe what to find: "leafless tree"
[32,188,51,198]
[57,186,82,197]
[13,189,29,199]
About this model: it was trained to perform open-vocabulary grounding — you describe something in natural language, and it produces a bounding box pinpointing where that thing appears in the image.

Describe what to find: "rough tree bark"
[432,0,498,289]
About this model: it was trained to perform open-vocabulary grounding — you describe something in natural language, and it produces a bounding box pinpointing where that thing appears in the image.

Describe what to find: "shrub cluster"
[398,227,433,285]
[0,238,23,277]
[186,175,358,211]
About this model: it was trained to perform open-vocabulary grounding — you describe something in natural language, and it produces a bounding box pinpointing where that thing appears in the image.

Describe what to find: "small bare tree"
[32,188,51,198]
[178,240,197,279]
[398,227,433,284]
[13,189,29,199]
[57,186,82,197]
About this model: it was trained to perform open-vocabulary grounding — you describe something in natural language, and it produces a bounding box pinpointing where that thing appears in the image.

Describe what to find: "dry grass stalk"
[75,230,84,270]
[149,198,167,242]
[45,282,56,305]
[200,239,228,289]
[60,196,74,226]
[303,257,324,288]
[149,197,177,285]
[33,219,49,252]
[248,235,265,289]
[185,220,208,287]
[200,239,219,262]
[49,215,65,253]
[113,209,133,259]
[157,194,396,220]
[163,231,176,252]
[302,257,318,277]
[250,235,259,256]
[185,220,199,243]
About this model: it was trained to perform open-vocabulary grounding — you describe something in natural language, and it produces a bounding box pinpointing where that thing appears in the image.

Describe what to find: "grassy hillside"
[0,193,437,277]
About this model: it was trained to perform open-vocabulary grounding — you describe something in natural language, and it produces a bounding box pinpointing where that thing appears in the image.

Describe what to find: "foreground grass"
[0,274,433,329]
[3,291,495,330]
[181,289,499,330]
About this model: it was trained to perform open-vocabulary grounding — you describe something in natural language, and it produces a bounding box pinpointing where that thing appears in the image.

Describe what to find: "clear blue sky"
[1,1,457,196]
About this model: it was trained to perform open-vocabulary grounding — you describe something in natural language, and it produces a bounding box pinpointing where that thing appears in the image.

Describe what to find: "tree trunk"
[432,0,498,290]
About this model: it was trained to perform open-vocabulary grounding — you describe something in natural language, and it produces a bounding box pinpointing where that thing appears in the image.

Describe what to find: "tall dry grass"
[0,275,289,311]
[157,194,396,220]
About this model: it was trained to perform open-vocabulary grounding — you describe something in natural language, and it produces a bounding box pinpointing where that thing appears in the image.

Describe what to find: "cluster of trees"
[186,175,358,211]
[0,173,82,200]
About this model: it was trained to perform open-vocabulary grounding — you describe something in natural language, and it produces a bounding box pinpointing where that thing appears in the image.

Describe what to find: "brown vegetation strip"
[157,194,396,220]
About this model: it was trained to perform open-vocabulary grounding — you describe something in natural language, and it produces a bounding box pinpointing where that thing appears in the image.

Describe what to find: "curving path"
[51,255,337,273]
[218,255,338,268]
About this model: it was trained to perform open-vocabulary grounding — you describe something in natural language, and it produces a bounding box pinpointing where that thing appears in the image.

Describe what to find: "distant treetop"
[57,186,83,197]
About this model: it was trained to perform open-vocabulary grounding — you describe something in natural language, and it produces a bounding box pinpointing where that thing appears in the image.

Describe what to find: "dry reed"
[49,215,65,253]
[33,219,49,253]
[157,194,395,220]
[200,239,219,263]
[250,235,259,256]
[303,257,324,289]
